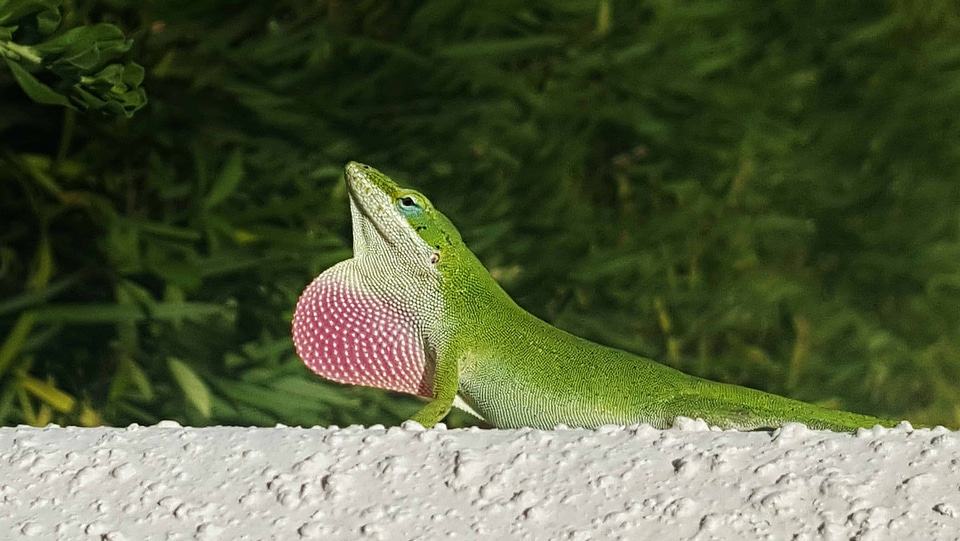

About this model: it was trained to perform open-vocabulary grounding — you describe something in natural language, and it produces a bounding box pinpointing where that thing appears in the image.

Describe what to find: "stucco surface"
[1,420,958,540]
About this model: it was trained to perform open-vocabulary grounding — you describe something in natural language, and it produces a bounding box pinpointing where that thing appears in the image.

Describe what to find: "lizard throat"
[291,262,434,398]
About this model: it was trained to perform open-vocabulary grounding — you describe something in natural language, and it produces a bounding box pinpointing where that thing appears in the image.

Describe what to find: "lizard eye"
[397,195,421,214]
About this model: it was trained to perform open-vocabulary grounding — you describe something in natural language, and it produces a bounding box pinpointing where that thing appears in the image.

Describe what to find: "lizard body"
[292,162,897,431]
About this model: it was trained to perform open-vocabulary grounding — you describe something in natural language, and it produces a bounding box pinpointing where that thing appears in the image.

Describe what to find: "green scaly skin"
[295,162,900,432]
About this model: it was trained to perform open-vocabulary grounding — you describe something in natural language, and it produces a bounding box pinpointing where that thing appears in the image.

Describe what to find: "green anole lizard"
[292,162,899,431]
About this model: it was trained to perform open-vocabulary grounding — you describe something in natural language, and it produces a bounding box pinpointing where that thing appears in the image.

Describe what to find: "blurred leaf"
[0,0,61,34]
[3,57,72,107]
[213,378,291,416]
[30,301,228,323]
[19,375,75,413]
[0,274,82,316]
[26,231,54,290]
[33,23,129,63]
[205,149,244,209]
[109,356,154,402]
[168,357,212,418]
[437,36,564,57]
[78,404,103,426]
[0,313,35,378]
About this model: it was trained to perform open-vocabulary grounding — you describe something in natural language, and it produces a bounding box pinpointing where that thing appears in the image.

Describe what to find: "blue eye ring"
[397,195,421,214]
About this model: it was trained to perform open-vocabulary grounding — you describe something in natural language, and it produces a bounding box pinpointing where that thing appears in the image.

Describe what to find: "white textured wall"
[1,421,959,540]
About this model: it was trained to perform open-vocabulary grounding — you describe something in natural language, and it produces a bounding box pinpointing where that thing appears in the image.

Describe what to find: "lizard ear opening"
[430,252,440,265]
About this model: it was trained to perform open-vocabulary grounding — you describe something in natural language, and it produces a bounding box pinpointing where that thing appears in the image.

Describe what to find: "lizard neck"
[437,248,531,338]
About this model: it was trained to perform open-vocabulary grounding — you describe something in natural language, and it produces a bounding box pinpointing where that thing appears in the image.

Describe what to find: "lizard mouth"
[344,163,398,248]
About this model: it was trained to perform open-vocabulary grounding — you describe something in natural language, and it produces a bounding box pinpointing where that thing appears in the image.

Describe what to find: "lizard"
[291,162,899,431]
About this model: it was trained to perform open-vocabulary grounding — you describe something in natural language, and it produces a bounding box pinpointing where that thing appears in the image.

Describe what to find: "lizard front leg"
[410,347,458,427]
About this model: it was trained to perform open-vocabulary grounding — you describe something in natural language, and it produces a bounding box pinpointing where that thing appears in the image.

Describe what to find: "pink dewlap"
[292,272,432,398]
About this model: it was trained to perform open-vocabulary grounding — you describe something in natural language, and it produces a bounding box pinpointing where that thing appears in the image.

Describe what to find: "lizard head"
[293,163,499,399]
[291,163,463,399]
[345,161,464,279]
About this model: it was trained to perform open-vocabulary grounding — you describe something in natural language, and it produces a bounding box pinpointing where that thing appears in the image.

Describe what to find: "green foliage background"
[2,0,959,428]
